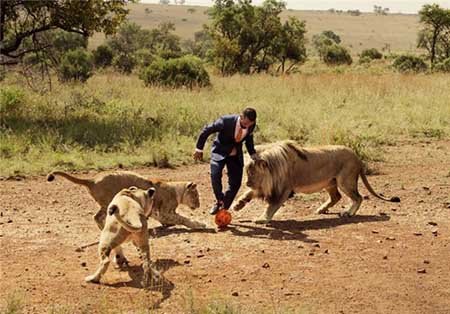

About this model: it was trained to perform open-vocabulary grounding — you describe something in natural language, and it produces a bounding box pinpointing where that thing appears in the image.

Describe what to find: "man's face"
[240,116,255,129]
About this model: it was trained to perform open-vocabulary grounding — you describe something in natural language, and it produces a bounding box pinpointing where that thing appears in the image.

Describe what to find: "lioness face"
[184,182,200,209]
[246,159,268,189]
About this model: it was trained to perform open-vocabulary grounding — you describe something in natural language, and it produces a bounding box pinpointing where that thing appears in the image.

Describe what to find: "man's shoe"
[209,201,223,215]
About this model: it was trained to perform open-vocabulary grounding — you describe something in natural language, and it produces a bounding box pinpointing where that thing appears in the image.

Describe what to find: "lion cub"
[85,187,160,288]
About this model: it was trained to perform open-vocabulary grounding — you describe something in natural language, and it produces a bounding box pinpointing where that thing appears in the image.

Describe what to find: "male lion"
[47,170,205,266]
[231,141,400,224]
[85,187,160,287]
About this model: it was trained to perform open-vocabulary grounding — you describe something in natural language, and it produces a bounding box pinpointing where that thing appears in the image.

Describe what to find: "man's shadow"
[227,214,390,242]
[105,258,179,309]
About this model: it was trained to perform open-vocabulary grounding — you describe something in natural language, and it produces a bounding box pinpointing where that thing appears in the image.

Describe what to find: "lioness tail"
[47,171,94,188]
[360,171,400,203]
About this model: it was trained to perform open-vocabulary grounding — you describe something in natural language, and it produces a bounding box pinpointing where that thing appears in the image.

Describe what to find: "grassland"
[90,3,421,54]
[1,61,449,177]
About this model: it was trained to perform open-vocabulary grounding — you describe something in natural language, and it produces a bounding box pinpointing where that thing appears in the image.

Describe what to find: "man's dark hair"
[242,107,257,121]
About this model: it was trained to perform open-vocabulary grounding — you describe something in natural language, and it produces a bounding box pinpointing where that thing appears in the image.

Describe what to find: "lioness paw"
[85,275,100,283]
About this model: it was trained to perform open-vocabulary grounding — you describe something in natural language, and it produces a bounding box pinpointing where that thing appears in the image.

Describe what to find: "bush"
[58,48,93,82]
[392,55,428,73]
[93,44,114,68]
[323,44,353,65]
[135,49,155,68]
[360,48,383,61]
[140,55,210,88]
[112,53,136,74]
[0,87,26,118]
[434,57,450,72]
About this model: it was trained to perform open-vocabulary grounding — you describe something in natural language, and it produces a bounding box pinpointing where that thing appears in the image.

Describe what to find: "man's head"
[240,107,257,129]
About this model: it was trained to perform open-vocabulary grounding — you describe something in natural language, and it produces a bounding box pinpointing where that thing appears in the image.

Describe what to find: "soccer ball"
[215,209,232,228]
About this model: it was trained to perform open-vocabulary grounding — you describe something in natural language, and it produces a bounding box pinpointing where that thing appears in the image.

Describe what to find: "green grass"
[1,64,450,177]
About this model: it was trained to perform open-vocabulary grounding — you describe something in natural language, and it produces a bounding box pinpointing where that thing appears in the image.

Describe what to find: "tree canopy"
[0,0,131,64]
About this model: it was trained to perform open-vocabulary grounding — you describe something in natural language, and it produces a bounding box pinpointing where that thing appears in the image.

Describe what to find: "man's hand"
[250,153,260,161]
[193,151,203,161]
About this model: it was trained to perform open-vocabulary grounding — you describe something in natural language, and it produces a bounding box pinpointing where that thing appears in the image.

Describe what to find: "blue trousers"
[210,155,243,209]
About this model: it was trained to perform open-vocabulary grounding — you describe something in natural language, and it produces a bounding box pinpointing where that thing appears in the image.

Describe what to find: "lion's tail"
[360,171,400,203]
[109,205,143,233]
[47,171,94,188]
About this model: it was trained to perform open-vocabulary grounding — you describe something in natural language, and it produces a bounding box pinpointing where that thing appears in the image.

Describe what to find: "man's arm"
[244,133,257,159]
[195,117,225,151]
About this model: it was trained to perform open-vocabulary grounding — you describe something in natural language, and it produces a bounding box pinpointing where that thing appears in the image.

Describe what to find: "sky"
[141,0,450,14]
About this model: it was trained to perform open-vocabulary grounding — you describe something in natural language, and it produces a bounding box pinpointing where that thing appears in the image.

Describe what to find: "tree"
[312,30,341,58]
[271,17,307,73]
[0,0,130,64]
[206,0,306,75]
[418,4,450,65]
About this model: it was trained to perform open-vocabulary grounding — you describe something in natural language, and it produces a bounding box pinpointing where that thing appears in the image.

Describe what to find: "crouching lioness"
[85,187,160,288]
[231,141,400,224]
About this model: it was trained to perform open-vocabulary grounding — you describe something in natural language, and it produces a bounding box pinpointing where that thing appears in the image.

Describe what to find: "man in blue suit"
[194,107,258,215]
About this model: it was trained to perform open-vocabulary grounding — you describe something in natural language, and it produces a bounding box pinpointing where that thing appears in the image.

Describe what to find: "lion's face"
[183,182,200,209]
[246,159,269,190]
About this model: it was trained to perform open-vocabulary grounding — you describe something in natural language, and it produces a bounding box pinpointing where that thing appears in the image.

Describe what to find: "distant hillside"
[90,3,421,54]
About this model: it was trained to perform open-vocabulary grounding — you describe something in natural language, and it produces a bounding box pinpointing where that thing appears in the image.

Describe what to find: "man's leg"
[223,156,243,209]
[210,159,226,214]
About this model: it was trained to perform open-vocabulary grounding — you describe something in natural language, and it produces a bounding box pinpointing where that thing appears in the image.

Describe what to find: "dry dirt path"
[1,140,450,313]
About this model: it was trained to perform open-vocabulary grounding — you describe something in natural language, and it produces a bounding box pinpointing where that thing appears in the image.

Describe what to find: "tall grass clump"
[0,291,24,314]
[1,68,450,176]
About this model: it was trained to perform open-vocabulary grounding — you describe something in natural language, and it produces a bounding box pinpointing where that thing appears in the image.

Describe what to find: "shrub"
[0,87,26,118]
[135,49,155,68]
[140,55,210,88]
[323,44,353,65]
[93,44,114,68]
[112,53,136,74]
[360,48,383,61]
[392,54,428,73]
[434,57,450,72]
[58,48,93,82]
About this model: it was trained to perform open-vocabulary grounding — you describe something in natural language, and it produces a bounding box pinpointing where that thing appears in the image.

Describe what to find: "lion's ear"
[147,187,156,198]
[187,182,197,189]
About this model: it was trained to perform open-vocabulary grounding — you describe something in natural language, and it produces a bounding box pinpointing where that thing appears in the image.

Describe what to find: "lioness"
[85,187,160,287]
[47,170,205,266]
[231,141,400,224]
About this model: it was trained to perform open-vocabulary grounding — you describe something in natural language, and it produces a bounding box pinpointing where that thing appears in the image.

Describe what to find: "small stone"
[417,268,427,274]
[184,260,191,265]
[297,245,304,249]
[372,230,379,234]
[413,232,423,236]
[428,221,438,226]
[391,208,397,212]
[309,252,314,256]
[196,254,204,258]
[324,249,329,254]
[313,243,320,248]
[379,212,387,216]
[262,262,270,269]
[383,255,388,260]
[424,260,430,264]
[432,229,438,236]
[81,262,87,267]
[386,236,396,241]
[241,278,247,282]
[7,219,13,223]
[232,292,239,297]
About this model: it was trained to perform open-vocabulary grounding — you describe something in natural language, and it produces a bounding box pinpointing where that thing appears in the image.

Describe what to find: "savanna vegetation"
[1,0,450,178]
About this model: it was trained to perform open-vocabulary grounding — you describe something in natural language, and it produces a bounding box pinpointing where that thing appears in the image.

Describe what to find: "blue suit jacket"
[196,114,256,165]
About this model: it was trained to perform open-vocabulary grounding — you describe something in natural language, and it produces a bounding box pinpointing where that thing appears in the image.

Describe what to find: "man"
[193,107,258,215]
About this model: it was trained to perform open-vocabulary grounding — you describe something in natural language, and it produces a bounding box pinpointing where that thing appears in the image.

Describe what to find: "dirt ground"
[1,139,450,314]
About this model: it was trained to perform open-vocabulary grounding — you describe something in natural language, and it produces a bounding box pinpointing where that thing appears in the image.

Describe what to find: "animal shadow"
[268,214,391,232]
[105,258,179,308]
[150,226,217,238]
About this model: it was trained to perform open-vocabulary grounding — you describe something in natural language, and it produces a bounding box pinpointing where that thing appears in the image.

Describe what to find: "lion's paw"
[85,275,100,283]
